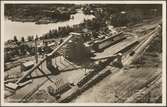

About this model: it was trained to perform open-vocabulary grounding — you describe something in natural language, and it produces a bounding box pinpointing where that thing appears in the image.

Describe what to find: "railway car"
[47,82,71,98]
[77,70,95,87]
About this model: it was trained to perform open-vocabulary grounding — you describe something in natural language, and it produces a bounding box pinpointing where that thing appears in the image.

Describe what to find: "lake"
[4,10,95,41]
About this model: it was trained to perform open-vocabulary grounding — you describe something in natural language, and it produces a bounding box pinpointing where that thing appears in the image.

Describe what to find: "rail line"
[5,24,161,103]
[57,25,161,103]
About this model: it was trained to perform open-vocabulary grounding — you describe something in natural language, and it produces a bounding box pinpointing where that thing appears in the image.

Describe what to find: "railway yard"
[2,2,165,105]
[3,15,163,104]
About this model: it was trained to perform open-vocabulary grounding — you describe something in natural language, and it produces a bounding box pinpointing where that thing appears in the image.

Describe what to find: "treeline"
[40,26,74,39]
[6,35,35,44]
[111,9,143,27]
[5,4,77,23]
[5,43,36,62]
[39,17,106,40]
[82,4,162,27]
[5,35,38,62]
[83,4,162,15]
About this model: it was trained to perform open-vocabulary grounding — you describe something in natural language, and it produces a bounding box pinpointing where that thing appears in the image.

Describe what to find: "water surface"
[4,11,95,41]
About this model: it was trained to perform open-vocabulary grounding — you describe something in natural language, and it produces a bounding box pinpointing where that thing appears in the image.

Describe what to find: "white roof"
[22,61,34,67]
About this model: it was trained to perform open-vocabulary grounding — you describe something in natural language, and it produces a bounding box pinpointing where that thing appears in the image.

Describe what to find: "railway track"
[124,74,161,103]
[5,22,161,103]
[56,25,161,103]
[19,79,48,102]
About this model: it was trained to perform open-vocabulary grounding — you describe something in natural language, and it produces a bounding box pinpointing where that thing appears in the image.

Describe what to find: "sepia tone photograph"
[1,0,166,106]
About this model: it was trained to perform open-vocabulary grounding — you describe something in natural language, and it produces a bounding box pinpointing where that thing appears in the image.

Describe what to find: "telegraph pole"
[35,35,38,63]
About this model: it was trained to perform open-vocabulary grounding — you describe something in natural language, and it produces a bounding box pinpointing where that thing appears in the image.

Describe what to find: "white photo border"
[1,0,166,106]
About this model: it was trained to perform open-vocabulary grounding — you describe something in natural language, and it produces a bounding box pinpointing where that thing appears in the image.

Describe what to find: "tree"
[27,36,31,41]
[35,35,39,40]
[20,44,28,55]
[64,35,91,64]
[27,36,34,41]
[14,35,18,42]
[21,37,25,42]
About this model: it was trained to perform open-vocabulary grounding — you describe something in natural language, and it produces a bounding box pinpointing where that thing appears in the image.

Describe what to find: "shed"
[21,61,34,71]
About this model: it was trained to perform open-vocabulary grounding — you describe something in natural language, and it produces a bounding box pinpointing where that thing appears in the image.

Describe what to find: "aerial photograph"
[1,1,165,106]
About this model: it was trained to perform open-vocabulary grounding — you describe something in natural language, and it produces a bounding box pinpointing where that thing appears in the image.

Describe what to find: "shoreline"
[6,16,70,25]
